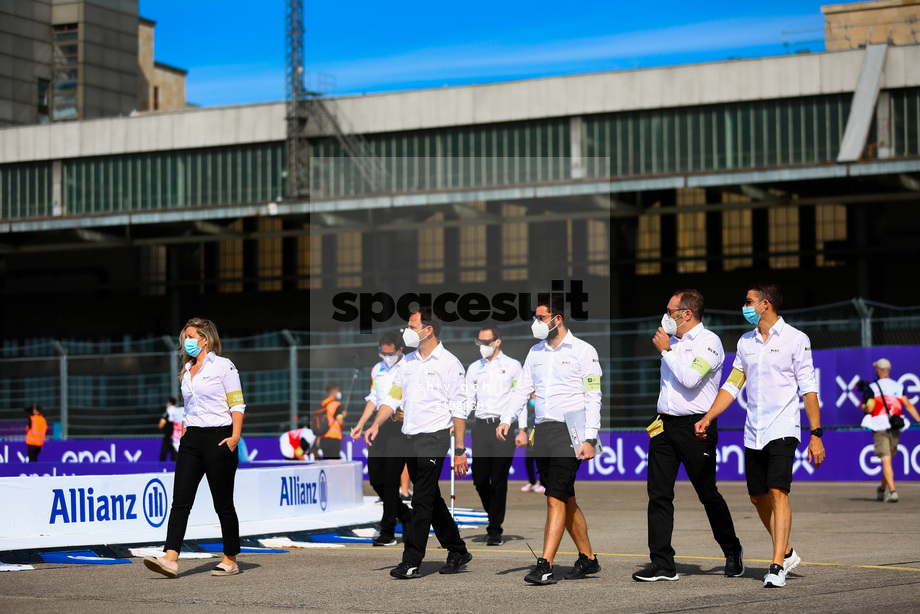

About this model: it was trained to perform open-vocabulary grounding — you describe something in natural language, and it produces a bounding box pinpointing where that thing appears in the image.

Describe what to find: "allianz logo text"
[49,478,168,527]
[279,470,329,511]
[331,279,589,333]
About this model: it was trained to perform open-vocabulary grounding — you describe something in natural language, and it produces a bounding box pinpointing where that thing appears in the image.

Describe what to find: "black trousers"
[159,435,175,461]
[471,417,516,536]
[164,426,240,556]
[402,428,467,567]
[27,445,42,463]
[367,419,411,538]
[647,414,740,570]
[319,436,342,459]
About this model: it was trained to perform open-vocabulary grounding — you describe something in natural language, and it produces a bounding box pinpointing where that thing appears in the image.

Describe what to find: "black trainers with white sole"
[524,558,557,585]
[439,551,472,574]
[390,562,420,579]
[632,563,679,582]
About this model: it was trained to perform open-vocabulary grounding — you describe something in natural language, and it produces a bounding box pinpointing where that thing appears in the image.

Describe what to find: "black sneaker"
[439,551,472,574]
[524,558,557,585]
[563,553,601,580]
[486,534,504,546]
[632,563,679,582]
[724,546,745,577]
[373,535,398,547]
[390,562,420,579]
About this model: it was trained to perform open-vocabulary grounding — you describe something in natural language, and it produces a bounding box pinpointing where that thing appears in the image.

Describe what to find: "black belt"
[658,413,705,423]
[404,427,450,440]
[478,417,502,424]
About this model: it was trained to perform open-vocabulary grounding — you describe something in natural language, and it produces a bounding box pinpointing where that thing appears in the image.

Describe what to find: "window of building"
[37,78,49,120]
[302,231,321,290]
[460,202,487,283]
[51,23,80,121]
[218,220,244,293]
[153,86,160,111]
[816,204,847,267]
[676,188,706,273]
[769,207,800,269]
[337,232,362,288]
[139,245,166,296]
[636,202,661,275]
[257,217,282,291]
[721,192,753,271]
[586,219,610,276]
[418,212,445,285]
[501,203,528,281]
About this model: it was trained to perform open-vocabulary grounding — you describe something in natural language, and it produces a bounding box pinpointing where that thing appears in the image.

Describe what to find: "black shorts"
[745,437,799,496]
[532,421,581,503]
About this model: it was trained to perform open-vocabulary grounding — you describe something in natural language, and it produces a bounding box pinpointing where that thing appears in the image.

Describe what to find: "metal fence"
[2,299,919,439]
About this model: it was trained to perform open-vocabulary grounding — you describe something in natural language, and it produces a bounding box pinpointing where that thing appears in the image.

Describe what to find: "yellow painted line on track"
[331,546,920,572]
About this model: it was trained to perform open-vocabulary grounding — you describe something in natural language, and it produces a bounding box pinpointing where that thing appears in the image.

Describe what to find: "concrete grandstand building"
[1,1,919,343]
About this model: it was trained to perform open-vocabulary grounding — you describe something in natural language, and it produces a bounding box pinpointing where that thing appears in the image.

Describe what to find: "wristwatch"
[810,428,824,438]
[584,438,598,447]
[454,447,467,456]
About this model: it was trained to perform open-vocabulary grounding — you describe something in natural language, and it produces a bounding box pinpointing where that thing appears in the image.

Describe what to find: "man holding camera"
[860,358,920,503]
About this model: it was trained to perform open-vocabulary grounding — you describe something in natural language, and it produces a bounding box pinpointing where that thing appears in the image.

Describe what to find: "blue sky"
[140,0,836,107]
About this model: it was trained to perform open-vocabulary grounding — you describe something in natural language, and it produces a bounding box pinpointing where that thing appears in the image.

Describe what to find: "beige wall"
[151,64,185,110]
[823,0,920,49]
[136,18,185,111]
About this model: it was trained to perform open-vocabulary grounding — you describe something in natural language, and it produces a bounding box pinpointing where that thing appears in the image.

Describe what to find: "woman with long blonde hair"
[144,318,246,578]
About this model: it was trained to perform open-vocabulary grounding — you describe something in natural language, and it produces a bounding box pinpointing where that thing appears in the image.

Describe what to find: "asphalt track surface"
[3,480,920,614]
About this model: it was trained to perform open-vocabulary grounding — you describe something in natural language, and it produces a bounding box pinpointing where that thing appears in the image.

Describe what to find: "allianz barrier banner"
[3,429,918,483]
[0,463,363,545]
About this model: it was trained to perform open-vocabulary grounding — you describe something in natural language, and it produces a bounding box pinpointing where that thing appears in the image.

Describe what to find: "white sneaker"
[533,484,546,494]
[885,490,899,502]
[783,548,801,574]
[521,483,533,492]
[764,564,786,588]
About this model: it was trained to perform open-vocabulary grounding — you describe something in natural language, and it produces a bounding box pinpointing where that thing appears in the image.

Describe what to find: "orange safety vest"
[26,415,47,447]
[321,397,343,440]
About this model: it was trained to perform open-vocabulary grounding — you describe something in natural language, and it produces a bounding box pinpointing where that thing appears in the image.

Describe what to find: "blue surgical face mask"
[184,338,203,357]
[742,300,766,325]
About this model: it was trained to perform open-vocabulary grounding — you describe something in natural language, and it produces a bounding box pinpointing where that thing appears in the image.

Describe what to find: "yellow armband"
[388,384,403,400]
[725,368,746,389]
[583,375,601,392]
[226,390,244,407]
[689,357,712,378]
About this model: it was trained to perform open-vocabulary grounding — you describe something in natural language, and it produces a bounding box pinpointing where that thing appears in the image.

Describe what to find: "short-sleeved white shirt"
[181,352,246,428]
[721,317,817,450]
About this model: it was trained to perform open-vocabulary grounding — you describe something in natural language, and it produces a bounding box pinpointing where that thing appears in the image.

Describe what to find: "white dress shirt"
[658,322,724,416]
[381,342,468,435]
[720,317,817,450]
[365,359,402,409]
[181,352,246,428]
[501,331,603,440]
[466,351,526,429]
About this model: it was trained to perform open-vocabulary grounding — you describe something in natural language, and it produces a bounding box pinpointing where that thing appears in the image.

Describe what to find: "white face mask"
[379,353,400,368]
[335,391,342,400]
[402,327,429,348]
[531,316,557,340]
[479,344,495,359]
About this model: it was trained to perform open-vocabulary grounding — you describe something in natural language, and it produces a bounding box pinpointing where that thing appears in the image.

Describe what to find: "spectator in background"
[25,404,47,463]
[158,397,183,462]
[861,358,920,503]
[316,383,346,459]
[280,424,316,461]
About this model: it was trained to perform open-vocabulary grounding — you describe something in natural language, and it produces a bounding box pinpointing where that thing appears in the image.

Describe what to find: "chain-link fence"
[2,299,919,438]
